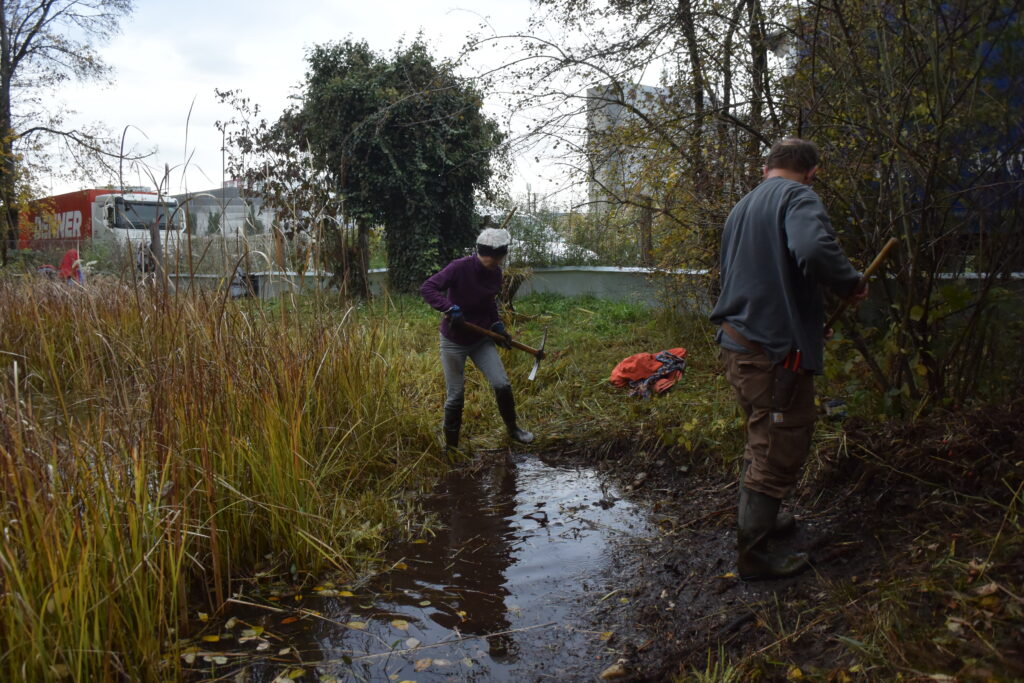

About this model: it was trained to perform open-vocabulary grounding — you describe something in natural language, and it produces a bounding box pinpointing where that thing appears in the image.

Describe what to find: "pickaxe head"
[528,329,548,381]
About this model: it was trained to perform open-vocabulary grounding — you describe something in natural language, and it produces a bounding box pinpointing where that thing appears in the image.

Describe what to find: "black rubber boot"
[737,487,810,581]
[443,402,462,453]
[494,386,534,444]
[740,461,795,536]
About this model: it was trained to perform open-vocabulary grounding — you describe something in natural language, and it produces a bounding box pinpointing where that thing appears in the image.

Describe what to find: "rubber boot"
[740,461,795,536]
[737,487,810,581]
[494,386,534,444]
[443,402,462,453]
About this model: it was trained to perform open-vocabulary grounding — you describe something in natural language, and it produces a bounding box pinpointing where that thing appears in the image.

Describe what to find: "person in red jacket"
[420,227,534,451]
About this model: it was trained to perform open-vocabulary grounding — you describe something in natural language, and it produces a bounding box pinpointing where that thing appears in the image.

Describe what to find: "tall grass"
[0,279,439,680]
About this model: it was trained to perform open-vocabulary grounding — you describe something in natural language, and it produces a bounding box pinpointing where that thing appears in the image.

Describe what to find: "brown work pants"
[721,348,818,500]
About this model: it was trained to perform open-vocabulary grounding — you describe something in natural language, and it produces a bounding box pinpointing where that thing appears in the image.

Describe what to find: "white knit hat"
[476,228,511,248]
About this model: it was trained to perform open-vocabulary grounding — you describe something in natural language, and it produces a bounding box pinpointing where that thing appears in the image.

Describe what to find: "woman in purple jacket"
[420,227,534,451]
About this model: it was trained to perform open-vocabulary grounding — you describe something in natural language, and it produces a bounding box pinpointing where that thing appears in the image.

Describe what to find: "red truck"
[18,188,184,250]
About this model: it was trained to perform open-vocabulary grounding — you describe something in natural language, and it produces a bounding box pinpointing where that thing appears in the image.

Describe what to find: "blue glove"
[446,305,466,329]
[490,320,513,349]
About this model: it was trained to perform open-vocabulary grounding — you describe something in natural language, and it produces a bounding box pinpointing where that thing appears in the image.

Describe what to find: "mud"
[187,403,1024,681]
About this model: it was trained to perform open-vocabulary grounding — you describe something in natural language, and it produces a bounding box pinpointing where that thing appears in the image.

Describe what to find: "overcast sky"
[49,0,552,199]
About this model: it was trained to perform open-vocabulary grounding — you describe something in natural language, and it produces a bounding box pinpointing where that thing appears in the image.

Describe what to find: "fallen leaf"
[256,641,270,651]
[413,539,428,544]
[414,658,433,671]
[281,616,299,625]
[318,589,339,597]
[391,619,409,631]
[197,612,209,623]
[201,635,220,643]
[346,621,367,630]
[433,659,451,666]
[787,666,804,680]
[973,581,999,597]
[394,562,409,570]
[406,637,421,649]
[224,617,238,629]
[419,600,431,606]
[212,656,228,665]
[600,662,629,679]
[461,657,474,668]
[339,590,354,597]
[600,631,614,642]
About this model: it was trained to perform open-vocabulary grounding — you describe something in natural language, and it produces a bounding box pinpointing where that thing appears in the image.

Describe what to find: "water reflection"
[216,453,652,682]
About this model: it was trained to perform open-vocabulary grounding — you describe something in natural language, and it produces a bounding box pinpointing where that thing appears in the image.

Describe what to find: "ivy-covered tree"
[221,38,505,293]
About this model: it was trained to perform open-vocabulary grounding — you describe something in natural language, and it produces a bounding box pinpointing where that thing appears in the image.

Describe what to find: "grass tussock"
[0,279,441,680]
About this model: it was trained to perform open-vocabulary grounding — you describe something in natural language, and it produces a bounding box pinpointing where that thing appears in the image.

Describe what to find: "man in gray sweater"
[710,138,868,580]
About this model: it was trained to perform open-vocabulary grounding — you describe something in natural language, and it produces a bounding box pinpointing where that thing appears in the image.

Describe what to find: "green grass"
[0,281,735,680]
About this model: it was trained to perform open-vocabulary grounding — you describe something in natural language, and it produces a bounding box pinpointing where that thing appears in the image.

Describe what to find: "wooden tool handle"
[825,237,899,332]
[461,320,540,357]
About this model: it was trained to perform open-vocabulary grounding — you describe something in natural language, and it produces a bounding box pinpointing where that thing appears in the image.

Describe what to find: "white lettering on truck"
[35,210,82,238]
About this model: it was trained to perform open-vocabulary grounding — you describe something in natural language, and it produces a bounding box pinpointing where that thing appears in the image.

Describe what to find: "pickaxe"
[461,321,548,381]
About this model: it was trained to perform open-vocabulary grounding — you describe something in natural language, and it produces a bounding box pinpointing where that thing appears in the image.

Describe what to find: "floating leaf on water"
[338,590,354,597]
[256,641,270,651]
[281,616,299,625]
[224,617,238,630]
[242,626,265,638]
[288,669,305,680]
[294,594,303,601]
[461,657,474,668]
[182,651,197,665]
[318,589,339,597]
[414,658,432,671]
[413,539,428,544]
[418,600,431,607]
[406,638,421,649]
[279,647,291,656]
[346,621,367,630]
[268,596,280,602]
[212,656,228,665]
[197,612,209,623]
[201,635,220,643]
[456,610,467,618]
[391,619,409,631]
[599,631,614,642]
[787,666,804,680]
[618,597,629,604]
[393,562,409,571]
[433,659,451,667]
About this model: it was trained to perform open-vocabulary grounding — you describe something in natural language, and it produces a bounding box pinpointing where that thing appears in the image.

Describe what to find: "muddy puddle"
[204,453,655,681]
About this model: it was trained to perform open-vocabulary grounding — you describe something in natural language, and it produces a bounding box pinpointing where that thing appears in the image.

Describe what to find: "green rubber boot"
[740,461,795,536]
[737,487,811,581]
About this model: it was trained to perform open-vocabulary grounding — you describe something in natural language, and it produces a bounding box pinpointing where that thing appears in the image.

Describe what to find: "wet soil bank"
[186,401,1024,682]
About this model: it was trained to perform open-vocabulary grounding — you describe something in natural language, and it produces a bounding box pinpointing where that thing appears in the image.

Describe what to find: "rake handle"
[825,237,899,332]
[460,321,542,357]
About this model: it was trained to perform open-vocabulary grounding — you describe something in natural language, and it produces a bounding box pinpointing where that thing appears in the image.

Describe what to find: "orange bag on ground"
[609,347,687,398]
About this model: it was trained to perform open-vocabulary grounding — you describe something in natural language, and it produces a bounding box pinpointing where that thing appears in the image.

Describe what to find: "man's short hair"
[765,138,819,173]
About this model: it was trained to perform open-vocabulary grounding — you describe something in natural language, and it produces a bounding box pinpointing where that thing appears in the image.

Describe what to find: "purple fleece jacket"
[420,255,502,345]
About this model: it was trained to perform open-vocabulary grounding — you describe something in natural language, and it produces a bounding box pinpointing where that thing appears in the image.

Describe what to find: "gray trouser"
[440,334,510,410]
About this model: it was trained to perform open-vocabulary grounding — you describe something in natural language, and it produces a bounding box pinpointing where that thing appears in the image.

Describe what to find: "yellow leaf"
[456,610,467,618]
[788,666,804,680]
[600,631,614,641]
[346,621,367,630]
[288,669,305,679]
[419,600,431,606]
[391,619,409,631]
[281,616,299,625]
[197,612,209,623]
[414,658,433,671]
[201,635,220,643]
[339,590,354,597]
[394,562,409,571]
[413,539,428,544]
